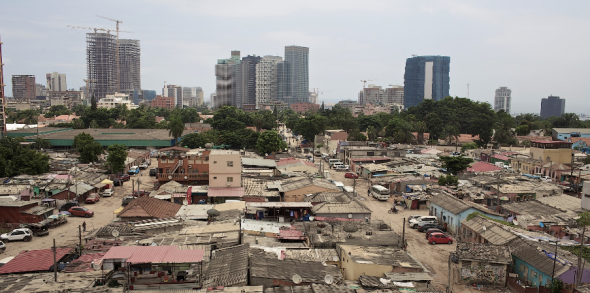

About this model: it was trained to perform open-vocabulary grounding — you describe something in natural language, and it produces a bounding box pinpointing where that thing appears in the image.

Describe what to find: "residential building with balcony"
[97,92,139,110]
[209,150,242,188]
[156,147,210,185]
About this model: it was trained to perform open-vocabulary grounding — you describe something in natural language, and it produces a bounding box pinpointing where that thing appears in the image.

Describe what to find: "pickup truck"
[128,166,139,175]
[139,163,149,170]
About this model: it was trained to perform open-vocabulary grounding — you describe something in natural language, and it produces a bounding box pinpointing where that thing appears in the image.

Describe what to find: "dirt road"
[2,159,157,258]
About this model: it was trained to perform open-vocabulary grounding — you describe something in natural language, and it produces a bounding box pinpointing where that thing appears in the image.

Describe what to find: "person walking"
[82,221,86,232]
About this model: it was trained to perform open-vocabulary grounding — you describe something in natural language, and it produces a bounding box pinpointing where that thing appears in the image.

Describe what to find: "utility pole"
[79,225,82,253]
[52,239,57,281]
[447,253,452,293]
[402,218,406,251]
[551,240,558,289]
[0,35,6,138]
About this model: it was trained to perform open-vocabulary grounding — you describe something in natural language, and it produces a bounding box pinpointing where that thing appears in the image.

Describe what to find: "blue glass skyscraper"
[403,55,450,109]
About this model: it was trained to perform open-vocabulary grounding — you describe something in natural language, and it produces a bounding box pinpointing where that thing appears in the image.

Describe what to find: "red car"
[344,172,359,179]
[428,232,453,245]
[117,174,131,181]
[68,206,94,218]
[425,228,445,239]
[85,193,100,204]
[130,190,150,197]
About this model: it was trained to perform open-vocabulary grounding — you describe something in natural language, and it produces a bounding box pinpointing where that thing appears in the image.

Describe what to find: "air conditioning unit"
[188,165,192,168]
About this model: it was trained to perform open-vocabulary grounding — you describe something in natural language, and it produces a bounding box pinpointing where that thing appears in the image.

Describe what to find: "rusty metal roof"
[0,248,73,274]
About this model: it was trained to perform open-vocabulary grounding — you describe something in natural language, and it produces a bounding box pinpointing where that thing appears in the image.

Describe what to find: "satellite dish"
[348,214,353,219]
[168,176,172,180]
[292,274,302,284]
[112,230,120,237]
[324,274,334,285]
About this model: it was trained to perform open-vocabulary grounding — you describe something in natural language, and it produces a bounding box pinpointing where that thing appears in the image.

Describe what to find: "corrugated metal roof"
[460,215,517,245]
[242,158,278,168]
[0,248,72,274]
[312,200,371,215]
[0,200,36,207]
[208,187,245,198]
[103,246,204,264]
[246,202,313,208]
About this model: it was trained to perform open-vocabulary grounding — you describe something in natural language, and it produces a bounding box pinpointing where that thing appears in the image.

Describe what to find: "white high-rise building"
[255,55,282,108]
[163,84,183,107]
[494,87,511,114]
[97,92,139,109]
[46,72,67,92]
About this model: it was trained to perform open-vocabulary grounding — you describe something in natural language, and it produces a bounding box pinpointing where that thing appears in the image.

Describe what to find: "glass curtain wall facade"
[403,55,450,109]
[279,46,309,105]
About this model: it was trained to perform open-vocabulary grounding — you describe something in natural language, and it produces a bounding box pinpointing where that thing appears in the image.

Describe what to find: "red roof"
[276,158,300,166]
[102,246,204,264]
[491,154,510,161]
[466,162,502,173]
[118,196,182,219]
[207,187,244,198]
[276,227,305,240]
[0,248,72,274]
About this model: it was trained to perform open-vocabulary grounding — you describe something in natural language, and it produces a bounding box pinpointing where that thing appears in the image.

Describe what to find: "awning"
[93,183,106,189]
[101,179,114,185]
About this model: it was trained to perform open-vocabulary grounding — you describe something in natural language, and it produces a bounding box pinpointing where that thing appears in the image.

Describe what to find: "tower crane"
[97,16,124,92]
[360,80,375,89]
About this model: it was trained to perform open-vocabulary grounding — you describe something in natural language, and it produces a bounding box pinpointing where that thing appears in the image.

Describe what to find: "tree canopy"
[256,130,286,155]
[0,137,50,177]
[73,132,104,163]
[439,156,474,174]
[106,144,128,174]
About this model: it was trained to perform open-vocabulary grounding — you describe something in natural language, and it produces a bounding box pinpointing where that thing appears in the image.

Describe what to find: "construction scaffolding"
[86,32,116,101]
[0,35,6,137]
[118,39,141,93]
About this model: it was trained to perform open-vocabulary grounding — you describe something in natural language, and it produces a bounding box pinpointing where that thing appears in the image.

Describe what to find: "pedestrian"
[82,221,86,232]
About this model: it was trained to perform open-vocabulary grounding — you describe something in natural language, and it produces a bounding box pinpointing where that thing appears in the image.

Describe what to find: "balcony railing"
[157,173,209,180]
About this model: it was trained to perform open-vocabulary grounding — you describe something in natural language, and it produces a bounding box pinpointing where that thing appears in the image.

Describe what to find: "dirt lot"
[2,158,157,258]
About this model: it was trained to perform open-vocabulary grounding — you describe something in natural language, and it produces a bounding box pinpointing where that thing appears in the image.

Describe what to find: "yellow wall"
[339,251,393,280]
[530,148,571,164]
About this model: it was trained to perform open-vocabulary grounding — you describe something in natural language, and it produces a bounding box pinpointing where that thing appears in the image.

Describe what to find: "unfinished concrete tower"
[86,32,116,100]
[118,39,141,102]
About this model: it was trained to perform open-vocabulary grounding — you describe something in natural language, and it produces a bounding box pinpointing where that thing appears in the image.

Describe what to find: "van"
[328,159,341,166]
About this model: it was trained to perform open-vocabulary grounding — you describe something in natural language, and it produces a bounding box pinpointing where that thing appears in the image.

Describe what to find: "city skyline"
[1,1,589,113]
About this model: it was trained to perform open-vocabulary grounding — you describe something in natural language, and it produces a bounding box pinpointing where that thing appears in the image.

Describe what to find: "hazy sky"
[1,1,589,114]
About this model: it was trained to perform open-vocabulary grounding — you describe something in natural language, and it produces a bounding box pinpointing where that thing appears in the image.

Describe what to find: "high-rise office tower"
[494,87,511,114]
[86,32,116,100]
[386,86,404,105]
[540,95,565,119]
[142,90,156,101]
[163,84,183,107]
[214,51,241,109]
[235,55,261,109]
[118,39,141,95]
[403,55,450,109]
[278,46,309,105]
[256,56,282,108]
[12,75,36,101]
[46,72,67,92]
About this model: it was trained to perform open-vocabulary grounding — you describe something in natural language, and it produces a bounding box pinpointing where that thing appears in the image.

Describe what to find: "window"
[227,177,233,182]
[213,161,217,164]
[227,161,233,167]
[367,152,374,156]
[213,177,217,180]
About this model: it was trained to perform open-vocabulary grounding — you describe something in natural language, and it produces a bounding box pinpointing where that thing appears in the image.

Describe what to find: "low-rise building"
[337,244,425,280]
[460,214,517,245]
[97,92,138,109]
[209,150,242,188]
[279,178,340,202]
[290,102,319,113]
[429,192,503,234]
[156,148,210,185]
[151,95,175,110]
[452,242,511,287]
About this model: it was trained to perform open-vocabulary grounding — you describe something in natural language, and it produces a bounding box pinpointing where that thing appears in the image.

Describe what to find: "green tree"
[73,132,103,163]
[515,124,529,136]
[72,104,88,116]
[181,133,208,148]
[44,105,71,118]
[366,125,378,141]
[385,118,414,144]
[220,131,242,149]
[584,156,590,165]
[256,130,286,155]
[167,115,185,144]
[32,137,51,150]
[439,156,474,174]
[461,142,477,153]
[0,137,50,177]
[438,175,458,186]
[293,115,328,144]
[72,118,86,129]
[576,212,590,286]
[494,110,516,145]
[442,125,460,147]
[348,129,367,141]
[106,144,128,174]
[551,278,563,293]
[414,121,427,144]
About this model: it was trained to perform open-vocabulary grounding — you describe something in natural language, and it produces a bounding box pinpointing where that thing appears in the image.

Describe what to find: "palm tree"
[414,121,427,145]
[442,125,460,150]
[494,117,515,145]
[252,113,264,132]
[167,115,184,145]
[22,110,40,137]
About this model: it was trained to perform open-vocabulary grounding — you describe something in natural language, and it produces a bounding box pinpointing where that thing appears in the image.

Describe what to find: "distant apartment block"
[118,39,141,94]
[143,90,156,101]
[214,51,241,109]
[35,84,48,98]
[46,72,67,92]
[97,92,138,110]
[163,84,183,107]
[12,75,36,101]
[403,55,450,109]
[256,56,282,108]
[290,102,319,113]
[359,85,403,105]
[235,55,261,109]
[151,95,175,110]
[278,46,309,105]
[540,95,565,119]
[386,85,404,105]
[87,32,117,100]
[494,87,511,113]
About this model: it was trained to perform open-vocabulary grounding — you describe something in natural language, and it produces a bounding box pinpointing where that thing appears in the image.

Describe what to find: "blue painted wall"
[429,205,504,234]
[513,256,551,287]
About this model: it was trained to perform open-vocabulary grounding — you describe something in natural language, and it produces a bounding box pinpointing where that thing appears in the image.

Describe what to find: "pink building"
[290,102,319,113]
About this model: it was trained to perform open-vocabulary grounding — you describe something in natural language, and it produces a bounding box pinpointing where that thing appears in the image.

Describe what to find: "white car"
[408,216,438,229]
[0,241,5,252]
[334,164,350,171]
[540,176,552,182]
[101,189,114,197]
[139,163,149,170]
[0,228,33,242]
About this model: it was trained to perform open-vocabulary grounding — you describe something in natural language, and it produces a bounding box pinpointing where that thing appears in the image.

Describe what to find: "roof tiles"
[0,248,72,274]
[117,196,182,219]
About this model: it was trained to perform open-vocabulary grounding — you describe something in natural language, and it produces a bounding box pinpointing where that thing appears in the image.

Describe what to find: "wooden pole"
[52,239,57,281]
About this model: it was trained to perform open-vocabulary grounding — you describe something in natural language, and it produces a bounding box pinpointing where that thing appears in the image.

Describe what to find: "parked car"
[117,174,130,181]
[130,190,149,197]
[408,216,438,229]
[139,163,149,170]
[418,223,447,232]
[407,215,423,222]
[59,201,80,212]
[113,178,123,186]
[101,189,114,197]
[540,176,552,182]
[149,168,158,176]
[0,228,33,242]
[0,241,5,252]
[128,166,140,175]
[68,206,94,218]
[21,223,49,237]
[425,228,446,239]
[85,193,100,204]
[428,232,453,245]
[122,196,135,206]
[344,172,359,179]
[334,164,350,171]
